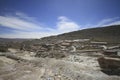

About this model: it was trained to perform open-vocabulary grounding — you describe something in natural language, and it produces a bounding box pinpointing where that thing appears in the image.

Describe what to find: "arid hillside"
[41,25,120,43]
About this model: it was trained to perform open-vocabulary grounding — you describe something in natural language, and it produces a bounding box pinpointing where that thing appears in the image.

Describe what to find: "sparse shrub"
[0,46,8,52]
[35,50,67,59]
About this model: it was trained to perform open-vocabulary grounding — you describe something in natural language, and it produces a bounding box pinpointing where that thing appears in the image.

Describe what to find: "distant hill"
[41,25,120,43]
[0,38,30,43]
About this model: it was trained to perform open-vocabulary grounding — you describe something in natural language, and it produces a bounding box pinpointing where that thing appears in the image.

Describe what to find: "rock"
[0,52,27,62]
[102,50,118,56]
[35,50,67,59]
[98,57,120,75]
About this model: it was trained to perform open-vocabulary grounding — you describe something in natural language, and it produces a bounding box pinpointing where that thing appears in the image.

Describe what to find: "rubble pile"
[0,39,120,80]
[35,50,67,59]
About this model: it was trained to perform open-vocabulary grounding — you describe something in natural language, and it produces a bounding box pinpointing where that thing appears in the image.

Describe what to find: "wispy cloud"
[94,17,120,27]
[0,16,43,31]
[0,30,58,38]
[57,16,80,33]
[82,17,120,29]
[0,12,120,38]
[0,12,56,38]
[15,12,40,23]
[0,13,80,38]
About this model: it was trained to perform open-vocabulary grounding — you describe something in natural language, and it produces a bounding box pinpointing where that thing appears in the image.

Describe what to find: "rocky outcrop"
[98,57,120,75]
[0,52,27,62]
[35,50,67,59]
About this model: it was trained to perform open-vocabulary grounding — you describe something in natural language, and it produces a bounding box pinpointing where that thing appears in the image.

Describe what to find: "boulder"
[98,57,120,75]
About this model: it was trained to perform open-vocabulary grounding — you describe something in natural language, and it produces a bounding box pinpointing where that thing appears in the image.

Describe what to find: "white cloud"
[0,31,58,39]
[15,12,39,23]
[0,13,80,38]
[1,12,120,39]
[101,20,120,27]
[58,16,69,22]
[82,17,120,29]
[0,14,44,31]
[57,16,80,33]
[94,17,120,27]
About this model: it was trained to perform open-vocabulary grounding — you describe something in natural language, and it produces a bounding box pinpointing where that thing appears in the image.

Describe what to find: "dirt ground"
[0,49,120,80]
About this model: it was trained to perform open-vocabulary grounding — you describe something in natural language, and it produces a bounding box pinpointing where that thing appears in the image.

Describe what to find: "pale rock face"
[118,51,120,56]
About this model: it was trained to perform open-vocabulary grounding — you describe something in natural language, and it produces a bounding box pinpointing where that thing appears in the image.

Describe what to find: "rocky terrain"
[0,25,120,80]
[40,25,120,43]
[0,51,119,80]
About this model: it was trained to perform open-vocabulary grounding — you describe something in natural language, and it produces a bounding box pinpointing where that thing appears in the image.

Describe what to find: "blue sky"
[0,0,120,38]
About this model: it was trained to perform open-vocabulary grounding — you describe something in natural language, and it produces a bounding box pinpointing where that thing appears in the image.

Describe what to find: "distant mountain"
[0,38,30,43]
[41,25,120,43]
[0,38,32,49]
